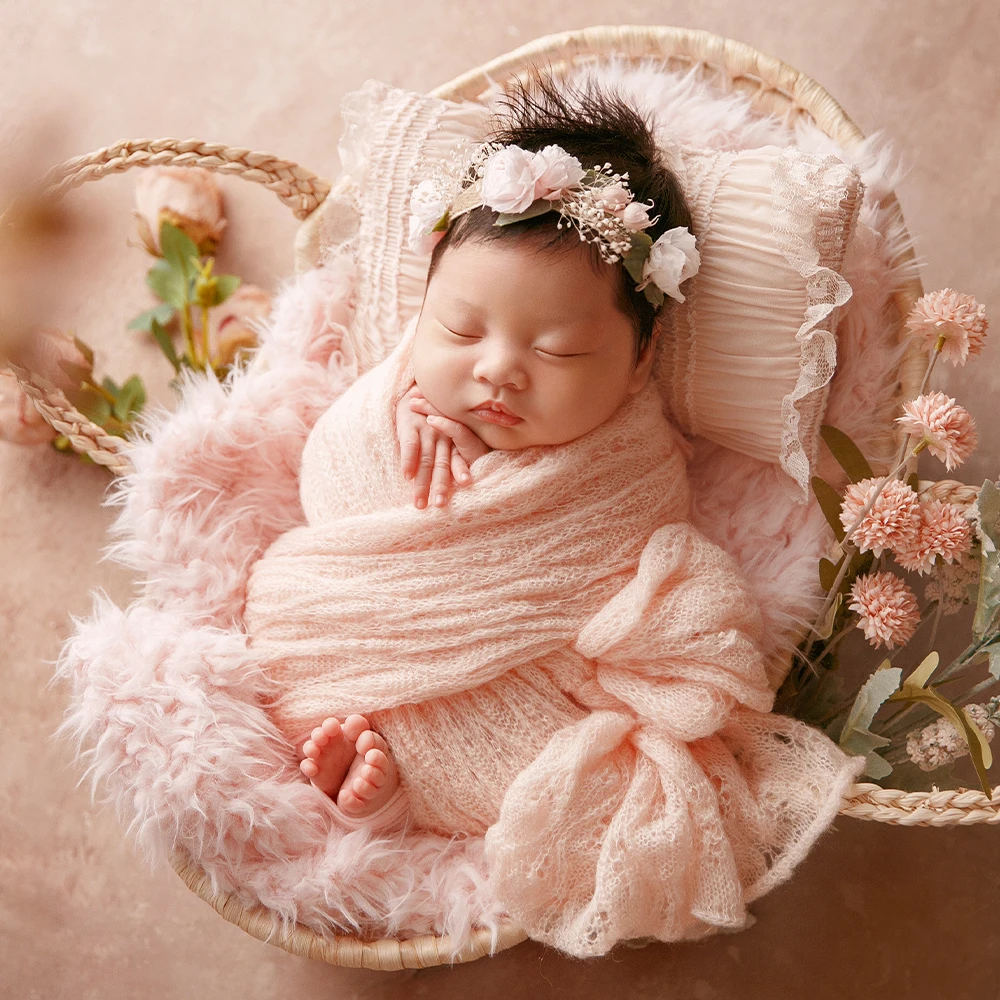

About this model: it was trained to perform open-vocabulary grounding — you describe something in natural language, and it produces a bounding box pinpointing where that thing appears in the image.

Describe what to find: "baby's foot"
[299,714,371,797]
[336,729,400,818]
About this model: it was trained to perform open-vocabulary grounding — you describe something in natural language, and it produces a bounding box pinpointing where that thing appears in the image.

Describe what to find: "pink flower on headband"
[896,391,978,471]
[849,571,920,650]
[905,288,988,366]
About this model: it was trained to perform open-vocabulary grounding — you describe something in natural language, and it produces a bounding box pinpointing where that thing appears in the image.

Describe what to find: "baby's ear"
[627,332,659,394]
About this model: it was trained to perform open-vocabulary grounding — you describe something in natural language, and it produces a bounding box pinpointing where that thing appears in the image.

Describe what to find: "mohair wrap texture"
[243,315,865,956]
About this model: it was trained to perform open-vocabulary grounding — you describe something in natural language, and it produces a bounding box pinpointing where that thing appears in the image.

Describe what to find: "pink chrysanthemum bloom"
[904,288,989,366]
[839,477,920,556]
[894,499,973,575]
[896,391,978,471]
[848,571,921,649]
[906,702,997,771]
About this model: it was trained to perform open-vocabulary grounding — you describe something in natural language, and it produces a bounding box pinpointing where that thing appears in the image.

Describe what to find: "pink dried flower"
[905,288,989,366]
[924,547,980,615]
[849,571,920,649]
[896,391,978,471]
[134,166,226,256]
[906,703,996,771]
[839,477,920,556]
[894,499,973,575]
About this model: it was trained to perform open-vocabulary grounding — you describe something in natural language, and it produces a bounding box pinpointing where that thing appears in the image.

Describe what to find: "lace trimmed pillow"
[308,78,863,499]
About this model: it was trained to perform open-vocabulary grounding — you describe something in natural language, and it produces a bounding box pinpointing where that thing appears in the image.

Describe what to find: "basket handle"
[8,138,333,474]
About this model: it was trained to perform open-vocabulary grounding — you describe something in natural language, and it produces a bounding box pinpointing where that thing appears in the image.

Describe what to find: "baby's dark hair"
[425,67,693,367]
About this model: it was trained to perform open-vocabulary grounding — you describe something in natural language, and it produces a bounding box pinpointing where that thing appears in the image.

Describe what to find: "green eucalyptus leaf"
[977,479,1000,549]
[127,303,176,333]
[973,546,1000,640]
[159,220,200,279]
[820,425,874,484]
[111,375,146,422]
[811,475,847,542]
[149,318,181,373]
[494,200,555,226]
[212,274,241,306]
[839,663,902,777]
[146,258,189,308]
[989,648,1000,680]
[431,211,451,233]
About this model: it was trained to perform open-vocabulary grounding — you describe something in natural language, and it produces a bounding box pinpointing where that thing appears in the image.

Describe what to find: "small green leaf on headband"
[431,211,451,233]
[642,285,664,309]
[622,232,653,286]
[494,199,556,226]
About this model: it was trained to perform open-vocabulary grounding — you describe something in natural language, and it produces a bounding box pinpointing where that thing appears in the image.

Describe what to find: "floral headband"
[407,141,701,307]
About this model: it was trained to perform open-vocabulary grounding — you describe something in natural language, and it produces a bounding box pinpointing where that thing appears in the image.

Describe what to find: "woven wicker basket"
[13,23,1000,971]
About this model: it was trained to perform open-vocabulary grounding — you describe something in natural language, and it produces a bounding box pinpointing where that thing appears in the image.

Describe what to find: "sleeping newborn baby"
[244,75,862,956]
[295,123,700,822]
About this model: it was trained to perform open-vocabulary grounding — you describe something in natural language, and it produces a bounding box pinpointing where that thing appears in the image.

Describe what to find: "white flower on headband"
[481,145,586,213]
[637,227,701,304]
[531,145,586,201]
[407,179,451,255]
[481,146,544,213]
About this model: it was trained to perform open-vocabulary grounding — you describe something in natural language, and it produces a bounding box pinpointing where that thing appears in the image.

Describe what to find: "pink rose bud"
[208,284,272,368]
[620,202,653,231]
[134,166,227,256]
[598,184,631,211]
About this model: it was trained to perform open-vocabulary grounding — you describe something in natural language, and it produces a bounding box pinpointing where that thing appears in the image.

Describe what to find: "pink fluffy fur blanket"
[243,314,865,955]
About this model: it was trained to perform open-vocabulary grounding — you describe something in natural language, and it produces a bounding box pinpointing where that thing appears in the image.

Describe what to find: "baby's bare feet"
[336,729,400,818]
[299,714,370,797]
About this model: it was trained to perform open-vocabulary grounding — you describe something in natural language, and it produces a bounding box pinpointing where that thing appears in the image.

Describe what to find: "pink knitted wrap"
[243,315,865,955]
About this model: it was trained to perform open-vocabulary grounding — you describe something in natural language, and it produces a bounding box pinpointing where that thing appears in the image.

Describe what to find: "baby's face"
[412,238,657,450]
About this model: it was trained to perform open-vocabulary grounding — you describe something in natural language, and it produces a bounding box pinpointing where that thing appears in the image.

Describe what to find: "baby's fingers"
[451,448,471,487]
[425,414,490,466]
[399,426,420,480]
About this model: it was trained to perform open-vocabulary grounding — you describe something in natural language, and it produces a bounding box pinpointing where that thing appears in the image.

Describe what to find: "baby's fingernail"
[416,498,426,509]
[434,494,446,506]
[459,473,470,482]
[426,414,439,422]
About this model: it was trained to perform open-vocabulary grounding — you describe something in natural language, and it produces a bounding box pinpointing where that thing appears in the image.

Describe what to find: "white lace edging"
[771,147,864,501]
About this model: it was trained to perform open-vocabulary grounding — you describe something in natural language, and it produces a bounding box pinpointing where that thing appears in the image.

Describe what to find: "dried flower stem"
[181,301,198,367]
[200,304,211,368]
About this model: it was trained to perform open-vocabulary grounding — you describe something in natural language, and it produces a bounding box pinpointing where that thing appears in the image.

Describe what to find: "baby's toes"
[300,758,320,778]
[351,762,386,800]
[309,725,331,748]
[302,739,322,760]
[355,729,390,757]
[341,714,370,741]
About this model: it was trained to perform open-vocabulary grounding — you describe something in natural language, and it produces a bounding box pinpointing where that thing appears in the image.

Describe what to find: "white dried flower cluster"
[905,700,999,771]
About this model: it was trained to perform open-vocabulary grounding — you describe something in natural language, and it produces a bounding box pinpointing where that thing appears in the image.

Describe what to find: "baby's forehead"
[432,239,620,319]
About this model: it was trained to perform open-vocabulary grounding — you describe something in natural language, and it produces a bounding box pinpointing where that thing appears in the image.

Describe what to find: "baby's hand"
[395,384,490,509]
